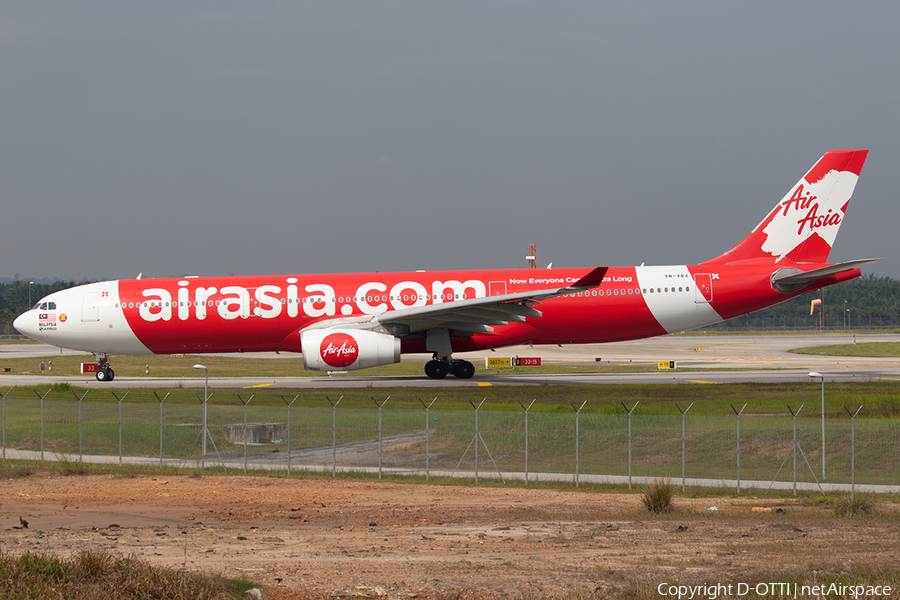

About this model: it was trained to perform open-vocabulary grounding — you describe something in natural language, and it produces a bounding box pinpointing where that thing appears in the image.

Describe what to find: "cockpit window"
[32,301,56,310]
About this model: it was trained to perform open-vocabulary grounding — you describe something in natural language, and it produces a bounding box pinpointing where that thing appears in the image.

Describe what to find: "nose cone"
[13,311,37,339]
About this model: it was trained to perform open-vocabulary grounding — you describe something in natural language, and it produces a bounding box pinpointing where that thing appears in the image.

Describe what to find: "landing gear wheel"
[452,360,475,379]
[424,360,449,379]
[95,367,115,382]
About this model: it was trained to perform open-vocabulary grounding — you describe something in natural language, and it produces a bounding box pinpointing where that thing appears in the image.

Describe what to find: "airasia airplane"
[15,150,880,381]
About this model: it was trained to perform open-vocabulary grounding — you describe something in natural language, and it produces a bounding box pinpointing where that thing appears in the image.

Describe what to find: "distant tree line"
[701,273,900,331]
[1,274,898,336]
[0,280,92,332]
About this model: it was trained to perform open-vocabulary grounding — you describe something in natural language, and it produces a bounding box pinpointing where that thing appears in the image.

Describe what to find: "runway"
[2,333,899,388]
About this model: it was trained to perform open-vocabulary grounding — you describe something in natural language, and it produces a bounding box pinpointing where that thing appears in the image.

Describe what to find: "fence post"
[73,390,90,462]
[326,395,343,476]
[153,392,169,466]
[844,405,863,497]
[518,399,536,485]
[418,397,437,481]
[570,401,586,487]
[33,389,50,460]
[621,401,639,489]
[787,404,802,495]
[372,396,390,479]
[471,399,484,482]
[731,403,747,494]
[237,394,254,472]
[193,391,215,468]
[674,402,693,491]
[280,395,299,474]
[1,388,11,460]
[111,391,129,464]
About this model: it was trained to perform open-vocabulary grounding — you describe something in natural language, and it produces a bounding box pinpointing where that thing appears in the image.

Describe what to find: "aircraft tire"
[95,367,114,382]
[453,360,475,379]
[424,360,448,379]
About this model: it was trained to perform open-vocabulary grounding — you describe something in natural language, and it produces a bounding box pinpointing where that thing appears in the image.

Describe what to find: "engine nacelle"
[300,329,401,372]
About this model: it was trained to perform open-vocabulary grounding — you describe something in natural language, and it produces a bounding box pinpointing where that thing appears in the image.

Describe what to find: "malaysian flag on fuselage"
[39,313,55,322]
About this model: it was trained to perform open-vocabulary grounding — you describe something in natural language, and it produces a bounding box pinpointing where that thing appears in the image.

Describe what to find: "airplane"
[14,150,881,382]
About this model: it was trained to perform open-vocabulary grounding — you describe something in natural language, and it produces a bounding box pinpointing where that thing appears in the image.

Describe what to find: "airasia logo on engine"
[320,332,359,368]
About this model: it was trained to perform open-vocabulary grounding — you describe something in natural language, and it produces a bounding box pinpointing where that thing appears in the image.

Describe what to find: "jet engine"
[300,328,401,371]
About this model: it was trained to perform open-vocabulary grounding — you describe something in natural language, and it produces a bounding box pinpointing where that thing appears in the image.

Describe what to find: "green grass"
[1,381,898,486]
[791,341,900,357]
[8,380,900,414]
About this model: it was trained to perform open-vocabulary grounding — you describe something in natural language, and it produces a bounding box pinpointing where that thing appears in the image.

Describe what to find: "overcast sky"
[2,2,898,282]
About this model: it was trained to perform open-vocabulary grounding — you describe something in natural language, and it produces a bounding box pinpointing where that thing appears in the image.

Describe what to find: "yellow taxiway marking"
[694,341,759,352]
[244,383,275,388]
[685,380,722,384]
[477,382,493,386]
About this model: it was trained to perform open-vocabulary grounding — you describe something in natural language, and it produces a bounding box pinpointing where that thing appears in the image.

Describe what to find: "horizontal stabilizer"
[771,258,882,293]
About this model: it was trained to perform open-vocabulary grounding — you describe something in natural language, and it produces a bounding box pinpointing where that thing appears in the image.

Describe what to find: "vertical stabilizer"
[703,150,868,265]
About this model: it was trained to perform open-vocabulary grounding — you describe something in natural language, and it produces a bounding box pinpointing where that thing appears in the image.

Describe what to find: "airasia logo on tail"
[761,168,857,262]
[320,332,359,368]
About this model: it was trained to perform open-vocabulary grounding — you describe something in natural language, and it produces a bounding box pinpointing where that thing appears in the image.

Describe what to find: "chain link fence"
[1,389,897,491]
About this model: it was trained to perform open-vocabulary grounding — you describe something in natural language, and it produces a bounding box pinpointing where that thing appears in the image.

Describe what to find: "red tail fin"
[703,150,868,265]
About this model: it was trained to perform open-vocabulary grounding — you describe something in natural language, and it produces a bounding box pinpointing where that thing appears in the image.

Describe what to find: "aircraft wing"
[300,266,608,335]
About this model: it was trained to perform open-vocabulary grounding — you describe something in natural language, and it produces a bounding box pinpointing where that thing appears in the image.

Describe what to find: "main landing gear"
[94,353,115,382]
[423,328,474,380]
[424,356,475,380]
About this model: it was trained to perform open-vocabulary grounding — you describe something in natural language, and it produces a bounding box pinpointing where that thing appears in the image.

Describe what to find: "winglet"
[568,267,608,290]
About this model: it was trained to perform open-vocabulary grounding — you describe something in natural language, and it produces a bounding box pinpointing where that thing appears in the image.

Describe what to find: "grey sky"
[2,2,897,282]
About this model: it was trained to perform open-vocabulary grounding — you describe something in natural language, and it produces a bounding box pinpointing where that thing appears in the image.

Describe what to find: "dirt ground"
[1,474,898,599]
